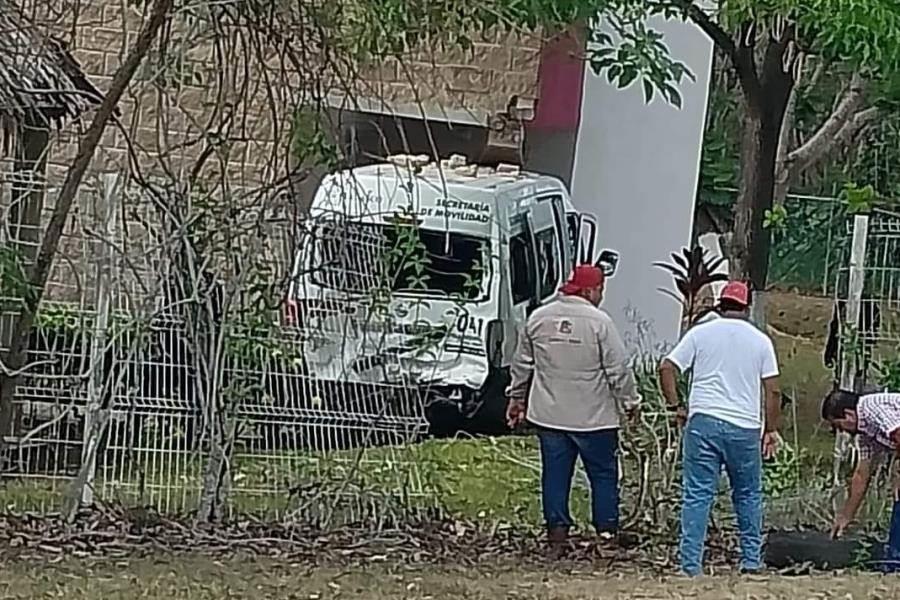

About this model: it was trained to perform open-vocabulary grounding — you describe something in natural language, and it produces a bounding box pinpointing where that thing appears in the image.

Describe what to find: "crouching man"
[824,388,900,572]
[505,265,641,553]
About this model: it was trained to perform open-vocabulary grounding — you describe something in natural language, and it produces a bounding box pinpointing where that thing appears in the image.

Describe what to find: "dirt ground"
[0,555,895,600]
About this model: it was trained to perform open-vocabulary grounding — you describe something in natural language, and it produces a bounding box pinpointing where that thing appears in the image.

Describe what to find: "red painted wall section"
[529,29,587,132]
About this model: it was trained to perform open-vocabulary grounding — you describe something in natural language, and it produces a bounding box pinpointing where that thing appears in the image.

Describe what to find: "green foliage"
[763,204,788,232]
[841,182,876,214]
[588,18,693,106]
[291,108,340,169]
[0,245,35,309]
[767,196,846,292]
[763,442,807,498]
[698,80,741,207]
[799,0,900,74]
[318,0,694,106]
[332,0,597,61]
[874,353,900,391]
[34,303,89,334]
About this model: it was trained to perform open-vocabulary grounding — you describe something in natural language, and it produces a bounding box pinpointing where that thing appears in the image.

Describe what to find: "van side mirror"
[577,214,598,265]
[596,249,619,278]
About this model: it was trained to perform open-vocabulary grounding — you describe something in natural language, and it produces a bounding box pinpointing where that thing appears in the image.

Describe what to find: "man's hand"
[668,406,687,428]
[762,431,779,460]
[506,398,526,429]
[831,513,852,539]
[893,478,900,502]
[624,402,641,423]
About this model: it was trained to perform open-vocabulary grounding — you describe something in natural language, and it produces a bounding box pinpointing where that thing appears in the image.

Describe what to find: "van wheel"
[462,394,509,436]
[460,373,510,436]
[425,394,465,438]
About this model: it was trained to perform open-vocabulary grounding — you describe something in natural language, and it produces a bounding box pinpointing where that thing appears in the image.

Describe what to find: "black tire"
[460,368,511,436]
[425,398,465,438]
[764,529,883,572]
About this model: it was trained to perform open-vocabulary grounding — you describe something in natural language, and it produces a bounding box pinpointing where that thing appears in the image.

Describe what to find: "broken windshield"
[310,220,488,300]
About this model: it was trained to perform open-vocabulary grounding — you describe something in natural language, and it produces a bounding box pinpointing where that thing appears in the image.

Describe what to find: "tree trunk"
[730,107,782,287]
[729,34,795,325]
[0,0,174,458]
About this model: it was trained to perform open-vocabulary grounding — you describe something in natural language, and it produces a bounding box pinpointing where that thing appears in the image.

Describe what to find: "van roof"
[343,154,568,196]
[308,155,576,237]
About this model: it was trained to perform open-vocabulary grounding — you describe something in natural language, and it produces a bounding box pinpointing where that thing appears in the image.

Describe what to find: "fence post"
[79,173,119,506]
[832,214,869,487]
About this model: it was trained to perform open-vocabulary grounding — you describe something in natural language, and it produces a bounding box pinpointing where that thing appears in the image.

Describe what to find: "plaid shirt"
[857,393,900,461]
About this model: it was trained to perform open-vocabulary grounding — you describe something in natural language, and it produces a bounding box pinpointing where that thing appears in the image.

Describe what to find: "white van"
[287,154,618,433]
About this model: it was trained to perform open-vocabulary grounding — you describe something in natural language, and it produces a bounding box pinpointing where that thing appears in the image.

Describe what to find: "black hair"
[821,389,860,420]
[692,306,718,325]
[717,298,749,314]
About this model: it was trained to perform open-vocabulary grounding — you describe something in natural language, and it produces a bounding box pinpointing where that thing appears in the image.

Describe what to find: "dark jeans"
[878,500,900,573]
[537,427,619,533]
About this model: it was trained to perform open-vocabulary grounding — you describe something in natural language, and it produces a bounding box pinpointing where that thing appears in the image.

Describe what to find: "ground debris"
[0,505,731,571]
[0,505,749,575]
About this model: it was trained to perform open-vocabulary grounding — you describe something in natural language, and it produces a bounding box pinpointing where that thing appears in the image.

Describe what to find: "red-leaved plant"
[655,246,728,332]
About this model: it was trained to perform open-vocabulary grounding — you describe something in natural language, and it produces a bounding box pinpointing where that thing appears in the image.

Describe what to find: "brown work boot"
[596,529,640,551]
[546,526,570,560]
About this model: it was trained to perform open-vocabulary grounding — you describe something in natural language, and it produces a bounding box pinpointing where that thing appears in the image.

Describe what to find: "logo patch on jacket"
[558,319,573,334]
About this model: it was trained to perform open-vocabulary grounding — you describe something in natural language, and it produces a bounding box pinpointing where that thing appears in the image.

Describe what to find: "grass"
[0,436,588,529]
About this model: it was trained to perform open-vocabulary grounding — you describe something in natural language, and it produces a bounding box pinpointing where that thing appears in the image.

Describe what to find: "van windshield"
[310,220,487,300]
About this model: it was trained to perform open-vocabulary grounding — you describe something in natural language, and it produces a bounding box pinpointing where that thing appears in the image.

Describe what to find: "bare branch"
[787,72,868,173]
[834,106,880,148]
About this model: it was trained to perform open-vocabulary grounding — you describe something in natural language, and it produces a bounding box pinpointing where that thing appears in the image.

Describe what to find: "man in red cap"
[659,281,782,576]
[506,264,641,553]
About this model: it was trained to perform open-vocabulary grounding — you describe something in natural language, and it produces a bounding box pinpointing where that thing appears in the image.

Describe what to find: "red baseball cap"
[720,281,750,306]
[560,265,605,295]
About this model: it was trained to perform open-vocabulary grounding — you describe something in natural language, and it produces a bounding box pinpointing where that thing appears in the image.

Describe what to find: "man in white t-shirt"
[658,281,782,576]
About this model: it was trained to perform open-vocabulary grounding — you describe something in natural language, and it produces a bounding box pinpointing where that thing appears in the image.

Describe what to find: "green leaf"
[643,79,654,103]
[619,67,638,88]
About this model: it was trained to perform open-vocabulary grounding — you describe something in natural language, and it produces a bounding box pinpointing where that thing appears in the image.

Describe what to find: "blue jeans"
[538,428,618,532]
[680,413,763,576]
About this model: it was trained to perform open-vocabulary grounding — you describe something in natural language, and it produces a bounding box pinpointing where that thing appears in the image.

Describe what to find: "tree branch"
[773,79,799,206]
[672,0,735,58]
[834,106,880,147]
[786,72,868,173]
[671,2,764,100]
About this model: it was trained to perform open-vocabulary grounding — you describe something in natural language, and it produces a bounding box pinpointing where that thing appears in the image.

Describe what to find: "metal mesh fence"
[769,195,845,295]
[845,213,900,390]
[0,170,433,524]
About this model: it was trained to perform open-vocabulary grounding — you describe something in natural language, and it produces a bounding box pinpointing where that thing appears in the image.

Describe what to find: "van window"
[509,231,535,305]
[535,227,560,300]
[543,196,571,276]
[566,214,579,263]
[312,221,487,300]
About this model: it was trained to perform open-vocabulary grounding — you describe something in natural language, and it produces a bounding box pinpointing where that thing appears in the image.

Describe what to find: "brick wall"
[352,31,542,125]
[2,1,547,302]
[18,2,545,183]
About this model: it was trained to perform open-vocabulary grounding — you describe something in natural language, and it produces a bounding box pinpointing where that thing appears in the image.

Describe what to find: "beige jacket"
[507,295,641,431]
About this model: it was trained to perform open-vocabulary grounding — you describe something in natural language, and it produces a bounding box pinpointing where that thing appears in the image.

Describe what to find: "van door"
[538,195,574,276]
[528,201,564,309]
[502,215,536,363]
[502,203,565,366]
